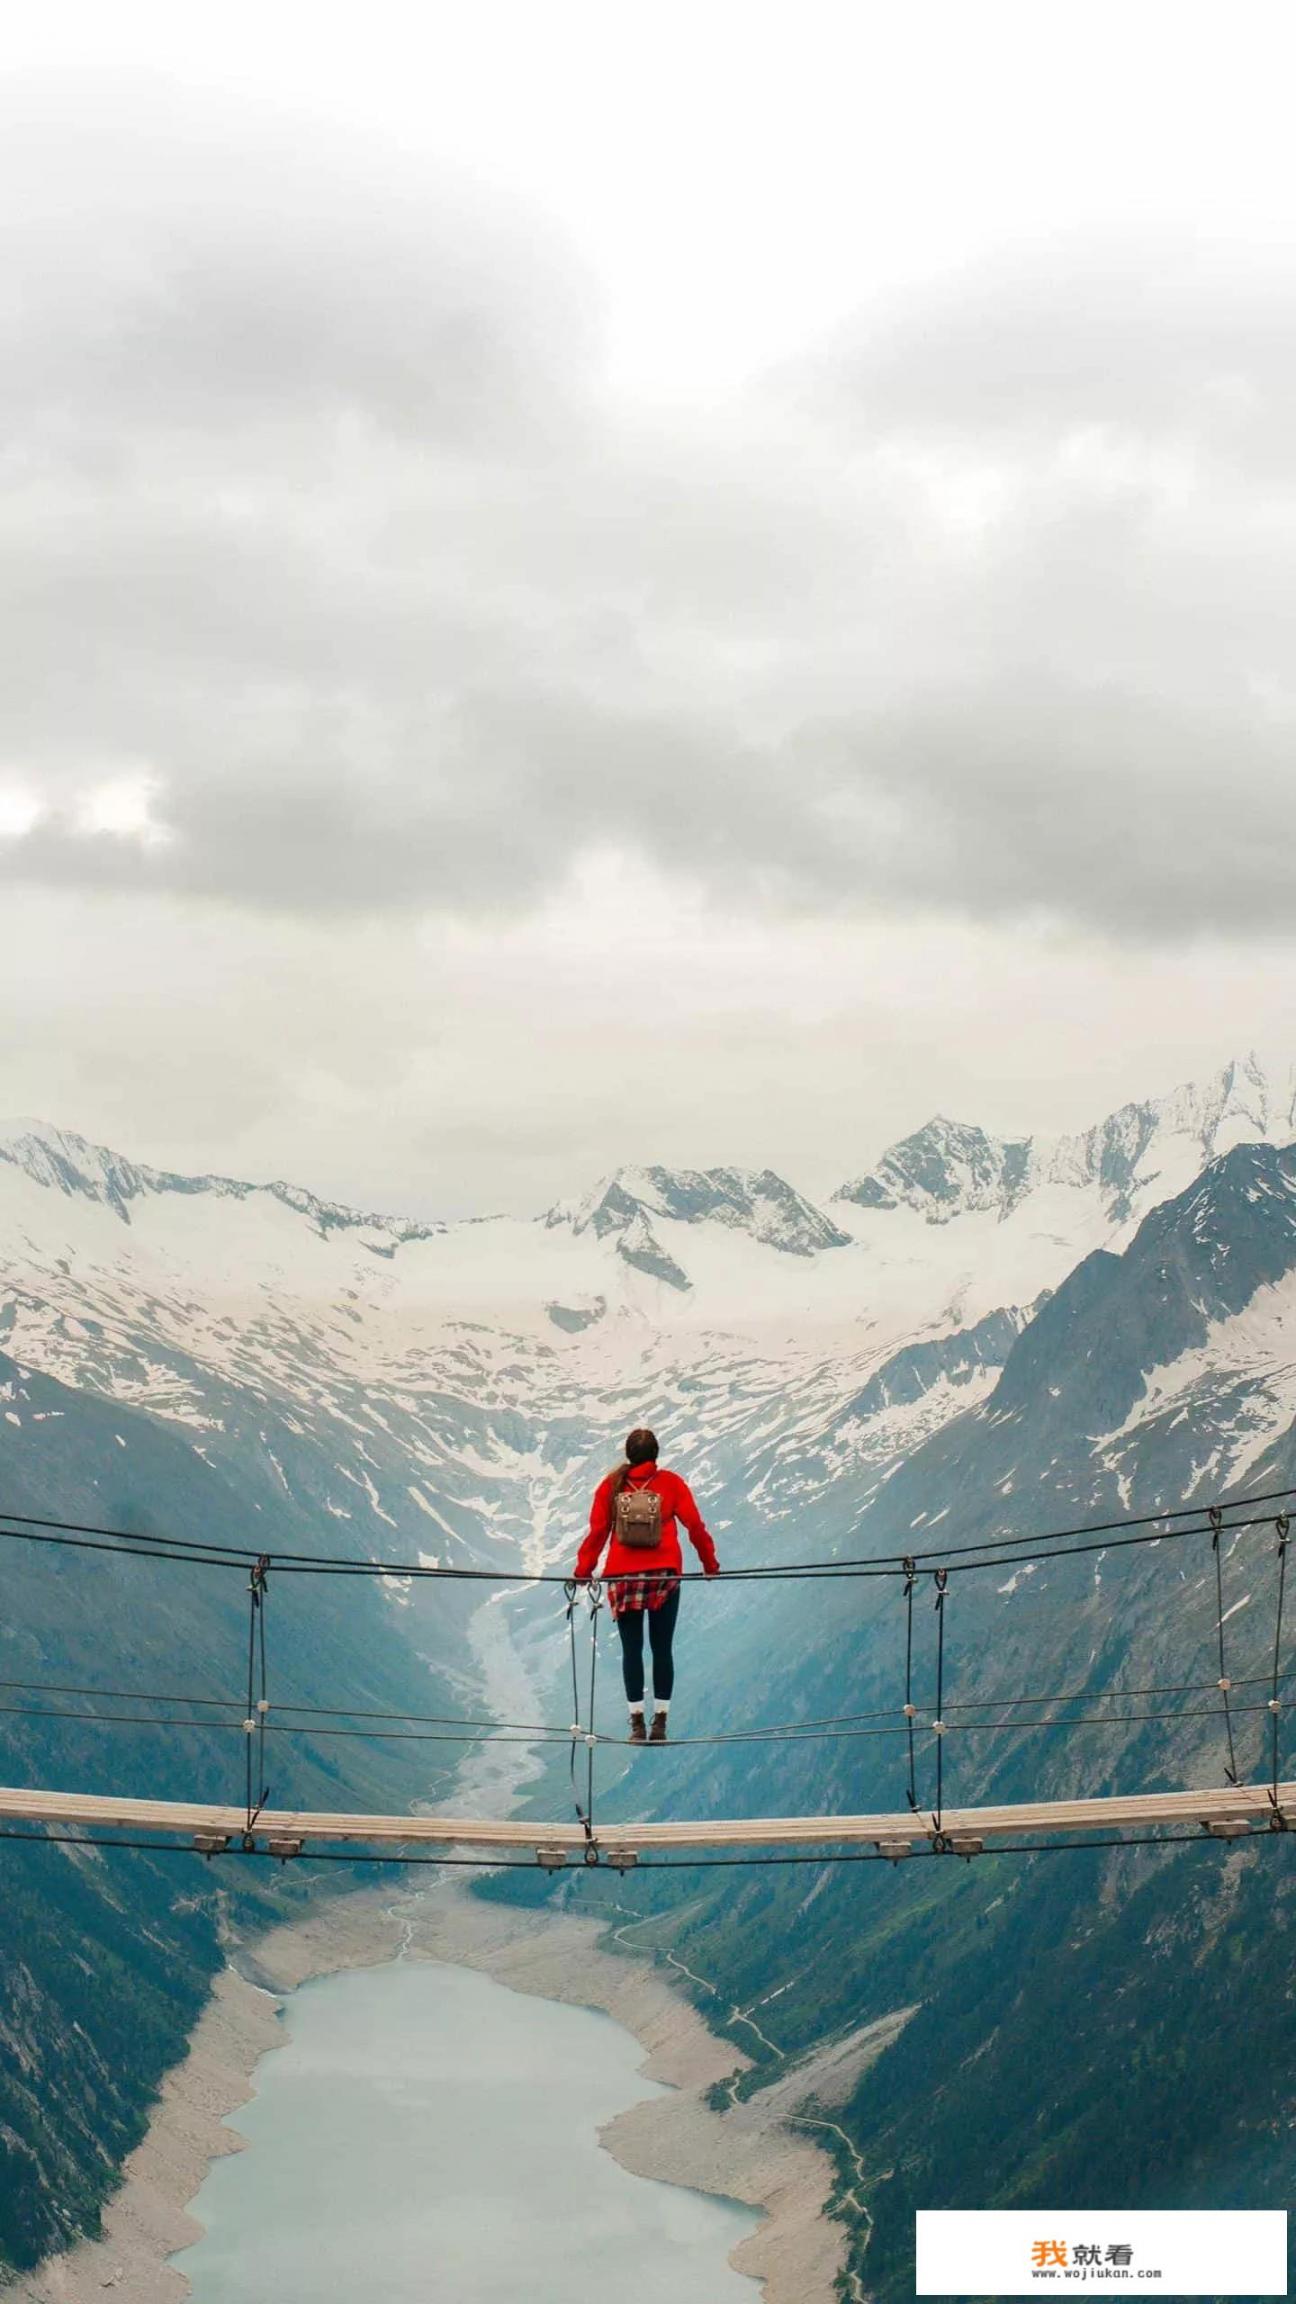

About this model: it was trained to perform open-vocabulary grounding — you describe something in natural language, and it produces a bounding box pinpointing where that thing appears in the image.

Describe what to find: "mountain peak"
[836,1057,1296,1231]
[0,1120,163,1222]
[836,1117,1031,1222]
[0,1118,443,1245]
[546,1162,850,1269]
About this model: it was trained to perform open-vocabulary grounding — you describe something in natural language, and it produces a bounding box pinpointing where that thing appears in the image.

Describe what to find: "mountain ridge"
[0,1119,445,1245]
[4,1054,1290,1245]
[836,1053,1296,1229]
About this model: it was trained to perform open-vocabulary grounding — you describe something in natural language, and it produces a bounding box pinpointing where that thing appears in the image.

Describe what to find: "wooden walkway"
[1,1777,1292,1861]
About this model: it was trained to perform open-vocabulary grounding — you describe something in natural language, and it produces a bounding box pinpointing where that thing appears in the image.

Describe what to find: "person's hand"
[705,1562,721,1576]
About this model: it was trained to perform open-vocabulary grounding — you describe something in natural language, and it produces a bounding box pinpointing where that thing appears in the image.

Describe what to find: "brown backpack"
[614,1480,662,1550]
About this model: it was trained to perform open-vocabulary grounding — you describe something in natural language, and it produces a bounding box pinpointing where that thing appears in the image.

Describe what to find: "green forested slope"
[0,1347,473,2274]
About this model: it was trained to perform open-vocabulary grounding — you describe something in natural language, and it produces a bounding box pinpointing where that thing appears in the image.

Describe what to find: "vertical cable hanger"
[584,1580,602,1860]
[1268,1514,1290,1826]
[242,1554,271,1846]
[931,1567,950,1842]
[564,1577,602,1859]
[902,1559,919,1814]
[1210,1506,1240,1787]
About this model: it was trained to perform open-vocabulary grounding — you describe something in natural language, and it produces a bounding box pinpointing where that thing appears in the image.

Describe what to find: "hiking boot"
[649,1711,669,1744]
[628,1714,647,1744]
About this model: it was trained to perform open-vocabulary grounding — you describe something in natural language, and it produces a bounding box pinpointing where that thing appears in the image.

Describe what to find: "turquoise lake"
[173,1957,759,2303]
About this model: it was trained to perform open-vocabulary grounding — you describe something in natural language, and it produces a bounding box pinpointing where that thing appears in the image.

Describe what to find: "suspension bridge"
[0,1484,1292,1874]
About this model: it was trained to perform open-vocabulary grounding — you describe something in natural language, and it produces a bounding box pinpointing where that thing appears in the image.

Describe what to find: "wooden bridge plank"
[0,1778,1291,1853]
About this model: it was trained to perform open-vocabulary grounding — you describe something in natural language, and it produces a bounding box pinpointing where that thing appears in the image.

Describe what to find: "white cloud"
[72,772,173,850]
[0,787,43,839]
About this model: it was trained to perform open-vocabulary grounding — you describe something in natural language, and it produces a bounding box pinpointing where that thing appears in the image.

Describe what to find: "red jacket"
[574,1464,720,1584]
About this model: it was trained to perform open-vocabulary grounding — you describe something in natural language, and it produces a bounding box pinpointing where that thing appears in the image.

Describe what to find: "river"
[172,1952,759,2303]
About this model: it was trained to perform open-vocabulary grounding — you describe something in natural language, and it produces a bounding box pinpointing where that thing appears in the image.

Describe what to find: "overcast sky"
[4,1,1296,1217]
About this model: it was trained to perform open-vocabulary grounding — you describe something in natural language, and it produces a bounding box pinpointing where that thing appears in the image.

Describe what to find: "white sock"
[653,1697,670,1713]
[628,1701,645,1716]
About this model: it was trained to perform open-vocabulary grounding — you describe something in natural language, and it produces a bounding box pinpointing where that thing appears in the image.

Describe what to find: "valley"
[2,1053,1296,2299]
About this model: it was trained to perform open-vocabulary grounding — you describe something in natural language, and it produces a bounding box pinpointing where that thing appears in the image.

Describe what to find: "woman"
[573,1427,720,1743]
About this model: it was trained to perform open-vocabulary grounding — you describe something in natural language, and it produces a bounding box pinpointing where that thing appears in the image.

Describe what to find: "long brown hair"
[607,1426,659,1496]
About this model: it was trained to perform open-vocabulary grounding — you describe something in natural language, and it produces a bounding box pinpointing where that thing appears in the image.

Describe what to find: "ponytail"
[606,1426,659,1501]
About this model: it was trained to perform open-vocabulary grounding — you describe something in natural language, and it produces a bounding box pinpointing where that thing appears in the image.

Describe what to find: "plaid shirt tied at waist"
[604,1569,682,1618]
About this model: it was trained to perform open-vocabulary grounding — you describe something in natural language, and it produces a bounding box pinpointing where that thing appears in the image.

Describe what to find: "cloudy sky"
[4,1,1296,1216]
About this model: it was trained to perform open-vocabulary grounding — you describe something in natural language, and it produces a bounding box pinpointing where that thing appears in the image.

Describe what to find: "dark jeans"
[615,1587,681,1705]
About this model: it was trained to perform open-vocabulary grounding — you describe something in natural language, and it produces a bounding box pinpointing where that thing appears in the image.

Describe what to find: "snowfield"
[0,1055,1293,1577]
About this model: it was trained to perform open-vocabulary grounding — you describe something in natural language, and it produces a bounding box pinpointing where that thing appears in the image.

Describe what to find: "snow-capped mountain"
[837,1054,1296,1229]
[0,1057,1291,1565]
[545,1164,851,1287]
[0,1051,1281,1640]
[0,1119,444,1247]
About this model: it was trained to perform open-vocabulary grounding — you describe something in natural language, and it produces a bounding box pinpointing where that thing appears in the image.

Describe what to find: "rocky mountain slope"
[514,1139,1296,2300]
